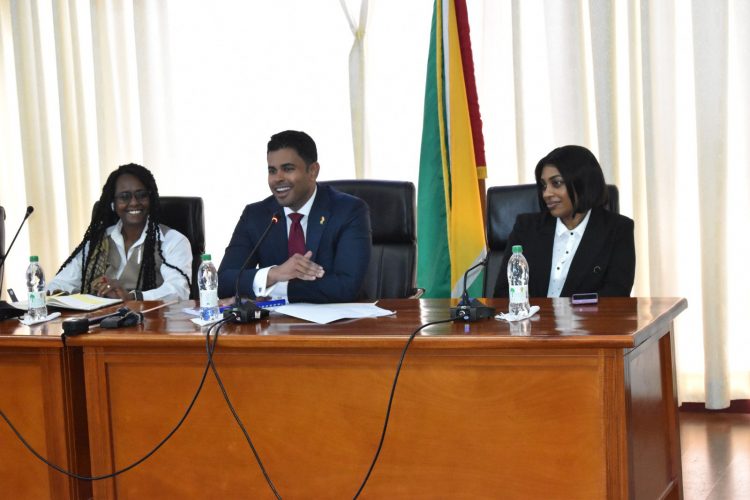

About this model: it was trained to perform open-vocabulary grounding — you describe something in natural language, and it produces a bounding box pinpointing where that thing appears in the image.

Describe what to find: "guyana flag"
[417,0,488,298]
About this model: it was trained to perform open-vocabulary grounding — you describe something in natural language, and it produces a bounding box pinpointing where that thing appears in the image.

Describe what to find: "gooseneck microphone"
[0,206,34,269]
[450,257,496,322]
[225,213,280,323]
[0,206,35,320]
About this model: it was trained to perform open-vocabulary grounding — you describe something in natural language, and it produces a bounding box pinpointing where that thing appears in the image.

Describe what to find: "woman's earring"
[110,202,115,211]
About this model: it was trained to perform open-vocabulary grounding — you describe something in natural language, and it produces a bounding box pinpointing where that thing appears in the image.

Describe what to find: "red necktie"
[288,213,306,257]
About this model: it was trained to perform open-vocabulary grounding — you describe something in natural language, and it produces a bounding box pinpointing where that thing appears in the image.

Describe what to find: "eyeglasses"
[114,189,150,204]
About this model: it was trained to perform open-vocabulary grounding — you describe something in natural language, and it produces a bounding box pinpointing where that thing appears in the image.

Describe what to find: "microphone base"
[0,301,25,321]
[225,301,269,323]
[451,298,496,322]
[62,307,139,335]
[100,310,143,329]
[62,317,91,336]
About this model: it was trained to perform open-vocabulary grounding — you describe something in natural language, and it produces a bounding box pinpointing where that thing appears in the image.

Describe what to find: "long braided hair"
[58,163,191,293]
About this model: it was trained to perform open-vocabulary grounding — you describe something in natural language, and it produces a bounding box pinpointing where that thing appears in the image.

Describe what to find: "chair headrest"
[321,180,415,243]
[92,196,205,254]
[158,197,205,254]
[486,184,539,251]
[0,205,5,258]
[485,183,620,251]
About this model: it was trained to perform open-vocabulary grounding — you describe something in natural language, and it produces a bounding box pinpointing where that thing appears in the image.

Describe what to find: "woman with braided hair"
[48,163,192,301]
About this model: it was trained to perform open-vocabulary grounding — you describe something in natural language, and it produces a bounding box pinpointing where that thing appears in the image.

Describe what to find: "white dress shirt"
[48,220,192,301]
[252,187,318,299]
[546,210,591,297]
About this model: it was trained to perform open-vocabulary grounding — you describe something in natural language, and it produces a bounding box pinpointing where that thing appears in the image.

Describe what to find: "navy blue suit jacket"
[218,185,372,303]
[493,207,635,298]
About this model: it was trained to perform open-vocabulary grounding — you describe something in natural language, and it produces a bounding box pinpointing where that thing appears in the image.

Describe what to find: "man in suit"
[218,130,372,303]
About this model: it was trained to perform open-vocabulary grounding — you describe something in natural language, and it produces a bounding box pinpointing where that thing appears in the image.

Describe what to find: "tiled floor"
[680,411,750,500]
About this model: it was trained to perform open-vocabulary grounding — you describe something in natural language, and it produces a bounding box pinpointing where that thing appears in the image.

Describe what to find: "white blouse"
[546,210,591,297]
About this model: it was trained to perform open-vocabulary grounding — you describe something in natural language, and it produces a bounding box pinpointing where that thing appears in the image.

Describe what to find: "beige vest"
[104,224,169,291]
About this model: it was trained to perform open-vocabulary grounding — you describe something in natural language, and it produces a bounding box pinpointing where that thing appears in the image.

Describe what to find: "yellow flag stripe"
[445,0,487,295]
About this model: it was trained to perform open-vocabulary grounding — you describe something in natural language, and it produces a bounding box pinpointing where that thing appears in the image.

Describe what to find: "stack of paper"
[275,302,395,324]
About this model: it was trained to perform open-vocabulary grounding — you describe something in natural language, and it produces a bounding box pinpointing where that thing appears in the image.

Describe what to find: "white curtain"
[339,0,369,178]
[1,0,748,408]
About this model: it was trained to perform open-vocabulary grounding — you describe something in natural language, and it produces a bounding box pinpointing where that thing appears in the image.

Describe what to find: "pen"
[255,299,286,308]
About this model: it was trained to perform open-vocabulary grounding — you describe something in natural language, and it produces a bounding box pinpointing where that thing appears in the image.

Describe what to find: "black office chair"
[483,184,620,297]
[93,197,205,299]
[0,206,21,319]
[320,180,420,300]
[0,206,5,292]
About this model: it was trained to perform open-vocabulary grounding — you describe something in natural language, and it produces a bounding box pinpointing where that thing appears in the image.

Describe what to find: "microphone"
[450,257,496,322]
[225,213,280,323]
[0,206,35,321]
[62,307,141,336]
[0,206,34,269]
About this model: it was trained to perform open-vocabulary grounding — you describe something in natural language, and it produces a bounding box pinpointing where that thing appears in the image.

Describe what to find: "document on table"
[11,293,122,312]
[275,302,395,324]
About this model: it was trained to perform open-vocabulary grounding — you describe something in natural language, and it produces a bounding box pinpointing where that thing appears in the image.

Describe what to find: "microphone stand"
[0,207,34,320]
[450,258,496,322]
[225,214,280,323]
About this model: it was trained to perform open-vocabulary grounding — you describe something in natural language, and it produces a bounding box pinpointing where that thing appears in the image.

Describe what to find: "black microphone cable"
[0,327,217,481]
[206,315,283,499]
[352,316,457,499]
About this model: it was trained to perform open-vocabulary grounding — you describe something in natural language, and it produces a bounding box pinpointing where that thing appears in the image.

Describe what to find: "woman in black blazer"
[494,145,635,298]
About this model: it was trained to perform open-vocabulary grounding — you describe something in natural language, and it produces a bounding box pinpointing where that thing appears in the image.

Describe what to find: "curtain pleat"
[692,0,729,409]
[340,0,368,178]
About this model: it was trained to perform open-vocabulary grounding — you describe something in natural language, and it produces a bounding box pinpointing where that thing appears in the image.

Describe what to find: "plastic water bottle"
[26,255,48,321]
[507,245,530,316]
[198,253,219,321]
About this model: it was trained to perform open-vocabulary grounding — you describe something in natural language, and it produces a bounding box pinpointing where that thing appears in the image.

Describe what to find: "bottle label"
[28,291,46,309]
[508,285,528,304]
[199,289,218,308]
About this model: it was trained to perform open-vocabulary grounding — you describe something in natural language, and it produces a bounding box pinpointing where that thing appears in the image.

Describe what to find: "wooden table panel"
[625,330,682,500]
[85,347,621,498]
[0,346,90,499]
[0,350,53,498]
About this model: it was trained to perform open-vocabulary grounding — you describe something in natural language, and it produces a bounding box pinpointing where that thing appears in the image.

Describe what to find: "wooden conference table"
[1,297,686,499]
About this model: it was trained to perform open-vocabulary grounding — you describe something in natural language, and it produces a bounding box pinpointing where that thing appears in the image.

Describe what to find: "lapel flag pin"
[320,216,326,225]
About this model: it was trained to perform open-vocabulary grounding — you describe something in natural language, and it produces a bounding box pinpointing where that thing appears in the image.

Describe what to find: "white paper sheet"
[274,302,395,324]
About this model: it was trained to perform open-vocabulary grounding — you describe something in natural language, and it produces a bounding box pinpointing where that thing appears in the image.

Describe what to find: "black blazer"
[218,184,372,303]
[493,207,635,298]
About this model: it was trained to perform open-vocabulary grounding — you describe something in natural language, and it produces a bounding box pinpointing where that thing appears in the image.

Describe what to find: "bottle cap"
[512,245,523,254]
[30,255,39,262]
[201,254,212,261]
